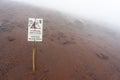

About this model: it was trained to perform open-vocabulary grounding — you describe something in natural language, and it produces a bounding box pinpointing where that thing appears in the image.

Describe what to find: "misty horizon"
[10,0,120,31]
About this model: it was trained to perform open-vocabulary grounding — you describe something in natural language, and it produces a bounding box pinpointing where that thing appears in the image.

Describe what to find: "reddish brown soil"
[0,0,120,80]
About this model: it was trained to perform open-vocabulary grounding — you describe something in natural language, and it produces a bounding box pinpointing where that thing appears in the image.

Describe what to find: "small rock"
[7,36,15,42]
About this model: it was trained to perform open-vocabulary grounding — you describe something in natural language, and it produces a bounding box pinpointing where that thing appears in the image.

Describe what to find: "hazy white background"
[11,0,120,31]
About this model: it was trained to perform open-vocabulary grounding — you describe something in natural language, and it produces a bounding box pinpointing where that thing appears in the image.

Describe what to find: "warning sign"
[28,18,43,41]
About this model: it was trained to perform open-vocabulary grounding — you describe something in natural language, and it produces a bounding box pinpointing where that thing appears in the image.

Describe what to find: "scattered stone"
[62,40,75,45]
[96,53,109,60]
[0,22,14,32]
[7,36,15,42]
[57,32,66,40]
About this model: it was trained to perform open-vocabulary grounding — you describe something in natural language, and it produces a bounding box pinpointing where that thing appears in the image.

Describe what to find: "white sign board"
[28,18,43,41]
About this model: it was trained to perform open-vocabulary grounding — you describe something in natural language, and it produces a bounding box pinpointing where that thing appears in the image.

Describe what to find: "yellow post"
[33,40,36,73]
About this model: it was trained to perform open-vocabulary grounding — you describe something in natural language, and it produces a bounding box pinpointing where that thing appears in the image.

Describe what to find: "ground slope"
[0,0,120,80]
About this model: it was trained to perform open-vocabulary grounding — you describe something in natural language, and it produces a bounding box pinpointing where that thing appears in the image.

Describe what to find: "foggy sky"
[11,0,120,30]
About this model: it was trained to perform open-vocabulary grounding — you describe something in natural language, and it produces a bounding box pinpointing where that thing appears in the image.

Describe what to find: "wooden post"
[33,40,36,73]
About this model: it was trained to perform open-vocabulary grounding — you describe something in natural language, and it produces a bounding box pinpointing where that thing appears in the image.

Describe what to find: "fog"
[11,0,120,31]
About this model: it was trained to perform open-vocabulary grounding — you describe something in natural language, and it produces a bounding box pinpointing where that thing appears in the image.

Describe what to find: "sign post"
[28,18,43,73]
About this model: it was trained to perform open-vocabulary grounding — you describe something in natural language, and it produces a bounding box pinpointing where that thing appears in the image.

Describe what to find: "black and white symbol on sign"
[28,18,43,42]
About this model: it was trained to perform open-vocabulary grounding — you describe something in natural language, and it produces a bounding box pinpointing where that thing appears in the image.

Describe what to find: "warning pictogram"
[28,18,43,41]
